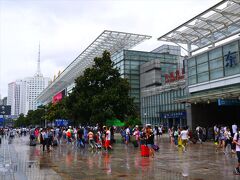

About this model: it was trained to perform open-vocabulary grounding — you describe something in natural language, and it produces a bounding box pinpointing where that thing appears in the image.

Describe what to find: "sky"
[0,0,220,97]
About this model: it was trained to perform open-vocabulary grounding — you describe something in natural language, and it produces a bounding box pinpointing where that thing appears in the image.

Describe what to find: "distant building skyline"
[7,44,50,115]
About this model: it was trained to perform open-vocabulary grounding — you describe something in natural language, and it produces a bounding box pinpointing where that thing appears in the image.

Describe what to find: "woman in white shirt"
[180,127,189,152]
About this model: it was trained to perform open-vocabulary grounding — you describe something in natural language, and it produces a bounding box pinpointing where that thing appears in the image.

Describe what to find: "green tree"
[45,99,68,122]
[14,113,28,127]
[66,50,136,125]
[26,109,45,126]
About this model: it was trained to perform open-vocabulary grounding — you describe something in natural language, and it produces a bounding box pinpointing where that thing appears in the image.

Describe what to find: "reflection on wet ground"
[0,135,240,180]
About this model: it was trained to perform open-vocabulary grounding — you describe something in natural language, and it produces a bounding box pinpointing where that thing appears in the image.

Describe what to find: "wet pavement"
[0,135,239,180]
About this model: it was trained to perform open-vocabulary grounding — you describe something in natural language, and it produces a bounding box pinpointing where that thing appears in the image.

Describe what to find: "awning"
[174,85,240,103]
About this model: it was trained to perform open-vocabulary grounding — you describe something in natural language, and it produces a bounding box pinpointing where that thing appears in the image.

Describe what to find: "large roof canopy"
[36,30,151,104]
[158,0,240,54]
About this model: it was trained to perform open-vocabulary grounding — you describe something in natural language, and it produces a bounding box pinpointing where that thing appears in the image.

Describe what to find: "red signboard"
[52,89,65,104]
[165,68,185,83]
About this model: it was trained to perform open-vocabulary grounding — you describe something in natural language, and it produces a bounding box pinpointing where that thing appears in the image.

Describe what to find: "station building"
[36,31,181,114]
[112,49,180,110]
[157,0,240,129]
[36,30,152,106]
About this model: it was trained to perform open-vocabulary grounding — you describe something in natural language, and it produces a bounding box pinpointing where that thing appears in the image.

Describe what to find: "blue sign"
[160,111,186,119]
[225,51,237,67]
[54,119,69,127]
[218,99,240,106]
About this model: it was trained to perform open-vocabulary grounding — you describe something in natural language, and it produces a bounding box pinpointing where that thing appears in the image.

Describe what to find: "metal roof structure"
[157,0,240,54]
[36,30,151,104]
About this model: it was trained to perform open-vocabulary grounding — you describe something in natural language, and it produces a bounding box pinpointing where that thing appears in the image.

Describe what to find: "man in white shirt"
[232,123,237,135]
[233,130,240,174]
[125,127,130,145]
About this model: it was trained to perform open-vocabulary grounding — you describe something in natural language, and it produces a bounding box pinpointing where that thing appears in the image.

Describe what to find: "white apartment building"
[7,82,16,115]
[7,80,30,115]
[26,75,50,111]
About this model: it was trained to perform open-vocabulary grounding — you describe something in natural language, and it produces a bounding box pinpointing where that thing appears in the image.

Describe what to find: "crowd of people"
[1,123,240,174]
[28,126,116,152]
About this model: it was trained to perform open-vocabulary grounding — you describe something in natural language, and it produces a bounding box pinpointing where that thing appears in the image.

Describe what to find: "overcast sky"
[0,0,220,97]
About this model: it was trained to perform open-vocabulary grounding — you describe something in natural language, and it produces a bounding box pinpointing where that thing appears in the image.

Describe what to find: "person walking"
[105,127,112,151]
[180,126,189,152]
[42,129,50,152]
[88,130,95,149]
[173,126,179,147]
[232,123,237,136]
[146,126,154,158]
[233,130,240,174]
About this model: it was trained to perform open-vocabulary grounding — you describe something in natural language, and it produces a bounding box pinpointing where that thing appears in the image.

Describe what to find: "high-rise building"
[7,43,51,115]
[25,75,50,111]
[7,80,29,115]
[7,82,16,115]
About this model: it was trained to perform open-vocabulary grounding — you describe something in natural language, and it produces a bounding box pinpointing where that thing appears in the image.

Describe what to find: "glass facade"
[187,39,240,85]
[141,87,186,127]
[112,50,178,110]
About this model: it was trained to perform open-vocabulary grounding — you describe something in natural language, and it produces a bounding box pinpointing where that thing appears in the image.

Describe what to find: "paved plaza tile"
[0,135,240,180]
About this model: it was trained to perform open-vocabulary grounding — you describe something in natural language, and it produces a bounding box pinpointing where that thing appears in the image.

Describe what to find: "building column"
[186,104,193,130]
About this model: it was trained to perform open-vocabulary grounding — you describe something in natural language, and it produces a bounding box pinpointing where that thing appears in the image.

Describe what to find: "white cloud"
[0,0,220,97]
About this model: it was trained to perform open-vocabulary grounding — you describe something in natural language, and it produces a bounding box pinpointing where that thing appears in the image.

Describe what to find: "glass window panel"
[210,68,223,80]
[188,58,196,67]
[209,47,222,60]
[223,41,238,55]
[209,58,223,70]
[188,66,196,76]
[223,51,239,66]
[197,72,209,83]
[189,75,196,85]
[196,53,208,64]
[197,62,208,73]
[224,52,240,76]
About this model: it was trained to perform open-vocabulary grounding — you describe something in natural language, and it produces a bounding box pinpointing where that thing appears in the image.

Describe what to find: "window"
[209,47,222,60]
[197,62,208,73]
[210,68,223,80]
[196,53,208,64]
[223,41,238,55]
[209,58,223,70]
[197,72,209,83]
[188,58,196,67]
[189,75,196,85]
[188,66,196,76]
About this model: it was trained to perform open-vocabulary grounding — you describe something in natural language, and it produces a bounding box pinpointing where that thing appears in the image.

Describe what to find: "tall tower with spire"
[36,42,43,77]
[26,42,50,110]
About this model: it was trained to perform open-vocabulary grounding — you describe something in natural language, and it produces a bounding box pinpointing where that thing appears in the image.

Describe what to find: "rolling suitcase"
[141,145,149,157]
[152,144,159,151]
[30,139,36,146]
